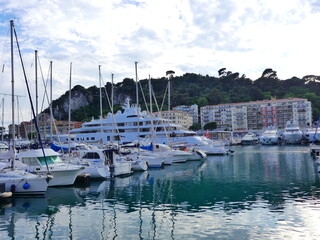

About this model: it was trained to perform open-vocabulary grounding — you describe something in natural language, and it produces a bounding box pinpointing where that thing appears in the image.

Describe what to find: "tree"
[204,122,217,130]
[218,68,226,77]
[261,68,278,79]
[197,97,209,107]
[189,123,201,131]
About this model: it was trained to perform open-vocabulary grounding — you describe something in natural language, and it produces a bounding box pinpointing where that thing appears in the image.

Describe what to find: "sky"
[1,0,320,129]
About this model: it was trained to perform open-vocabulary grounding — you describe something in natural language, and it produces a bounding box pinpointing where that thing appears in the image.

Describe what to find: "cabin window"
[107,136,110,141]
[91,137,95,140]
[22,157,38,166]
[86,137,89,140]
[82,152,100,159]
[38,155,63,165]
[71,138,74,141]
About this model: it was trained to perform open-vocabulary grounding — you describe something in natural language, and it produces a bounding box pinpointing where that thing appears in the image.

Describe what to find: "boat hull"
[0,170,48,195]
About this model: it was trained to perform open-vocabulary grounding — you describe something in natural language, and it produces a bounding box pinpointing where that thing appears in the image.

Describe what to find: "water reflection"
[0,146,320,239]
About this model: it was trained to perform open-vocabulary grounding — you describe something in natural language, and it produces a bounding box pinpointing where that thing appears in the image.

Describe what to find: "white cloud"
[0,0,320,127]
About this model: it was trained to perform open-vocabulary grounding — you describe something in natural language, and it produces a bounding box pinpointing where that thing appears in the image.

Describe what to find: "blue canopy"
[50,142,69,152]
[140,143,153,151]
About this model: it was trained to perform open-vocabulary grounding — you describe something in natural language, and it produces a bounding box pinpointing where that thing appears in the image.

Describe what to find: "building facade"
[172,104,199,124]
[9,112,83,140]
[153,110,193,130]
[200,98,312,131]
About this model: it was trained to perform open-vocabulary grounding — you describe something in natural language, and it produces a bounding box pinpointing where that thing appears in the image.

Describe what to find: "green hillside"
[48,68,320,122]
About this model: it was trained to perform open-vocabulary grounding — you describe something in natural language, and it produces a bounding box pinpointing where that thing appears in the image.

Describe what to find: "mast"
[166,70,175,111]
[168,75,170,111]
[98,65,103,141]
[149,75,155,145]
[135,62,140,148]
[10,20,15,170]
[111,73,114,144]
[99,65,102,120]
[35,50,38,126]
[68,62,72,156]
[111,73,114,114]
[1,98,4,142]
[50,61,53,142]
[16,96,20,139]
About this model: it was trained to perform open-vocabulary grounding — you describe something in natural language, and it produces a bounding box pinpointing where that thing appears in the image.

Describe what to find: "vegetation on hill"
[49,68,320,122]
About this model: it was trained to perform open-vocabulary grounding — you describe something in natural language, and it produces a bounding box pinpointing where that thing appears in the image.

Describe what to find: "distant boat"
[0,143,8,152]
[259,127,281,145]
[241,133,259,145]
[282,121,303,144]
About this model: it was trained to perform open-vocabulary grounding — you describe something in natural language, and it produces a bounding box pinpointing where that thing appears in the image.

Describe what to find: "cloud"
[0,0,320,127]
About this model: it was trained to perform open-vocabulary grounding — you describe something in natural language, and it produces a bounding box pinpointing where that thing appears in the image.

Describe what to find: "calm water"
[1,145,320,240]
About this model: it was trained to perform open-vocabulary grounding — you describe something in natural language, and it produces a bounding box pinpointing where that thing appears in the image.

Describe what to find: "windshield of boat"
[38,155,63,165]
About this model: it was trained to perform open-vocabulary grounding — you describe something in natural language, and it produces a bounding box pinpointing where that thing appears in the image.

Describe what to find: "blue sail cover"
[140,143,153,151]
[50,142,69,152]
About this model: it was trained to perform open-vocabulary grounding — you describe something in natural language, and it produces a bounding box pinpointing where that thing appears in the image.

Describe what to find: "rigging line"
[101,72,122,143]
[17,96,30,140]
[151,84,172,145]
[13,23,50,173]
[160,83,169,112]
[37,54,50,113]
[138,80,149,114]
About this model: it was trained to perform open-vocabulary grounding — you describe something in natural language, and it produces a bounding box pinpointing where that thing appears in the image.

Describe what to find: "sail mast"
[10,20,15,170]
[135,62,140,149]
[50,61,53,142]
[68,62,72,156]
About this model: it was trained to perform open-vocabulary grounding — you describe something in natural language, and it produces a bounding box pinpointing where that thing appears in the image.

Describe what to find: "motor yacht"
[282,121,303,144]
[16,149,83,187]
[259,127,281,145]
[241,133,259,145]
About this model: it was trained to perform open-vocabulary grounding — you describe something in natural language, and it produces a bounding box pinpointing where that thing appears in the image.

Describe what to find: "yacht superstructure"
[55,98,230,155]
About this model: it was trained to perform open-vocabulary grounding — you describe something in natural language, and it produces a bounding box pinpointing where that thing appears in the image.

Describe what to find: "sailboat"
[0,20,51,195]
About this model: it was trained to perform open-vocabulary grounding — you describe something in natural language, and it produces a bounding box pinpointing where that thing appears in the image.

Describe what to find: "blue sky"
[0,0,320,127]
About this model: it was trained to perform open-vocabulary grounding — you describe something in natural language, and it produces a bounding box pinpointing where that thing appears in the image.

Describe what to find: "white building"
[200,98,312,131]
[172,104,199,124]
[153,110,193,130]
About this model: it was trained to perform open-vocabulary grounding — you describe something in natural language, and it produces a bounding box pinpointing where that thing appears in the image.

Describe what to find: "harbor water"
[1,145,320,239]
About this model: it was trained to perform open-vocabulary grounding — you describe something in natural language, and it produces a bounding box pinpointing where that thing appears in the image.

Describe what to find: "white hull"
[112,161,132,176]
[47,168,82,186]
[0,169,49,195]
[259,136,279,145]
[283,133,302,144]
[131,160,148,171]
[187,150,207,160]
[81,165,110,179]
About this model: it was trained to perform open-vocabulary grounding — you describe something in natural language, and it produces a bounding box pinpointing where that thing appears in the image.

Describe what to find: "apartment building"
[153,110,193,130]
[200,98,312,131]
[172,104,199,124]
[9,112,83,140]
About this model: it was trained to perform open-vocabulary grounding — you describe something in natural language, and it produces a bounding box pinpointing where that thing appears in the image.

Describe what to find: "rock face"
[62,91,91,112]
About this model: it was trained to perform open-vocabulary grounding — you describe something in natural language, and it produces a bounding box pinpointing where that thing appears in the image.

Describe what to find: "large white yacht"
[56,98,230,155]
[282,121,303,144]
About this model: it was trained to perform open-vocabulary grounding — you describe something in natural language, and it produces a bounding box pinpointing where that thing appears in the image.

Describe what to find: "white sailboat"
[0,20,51,195]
